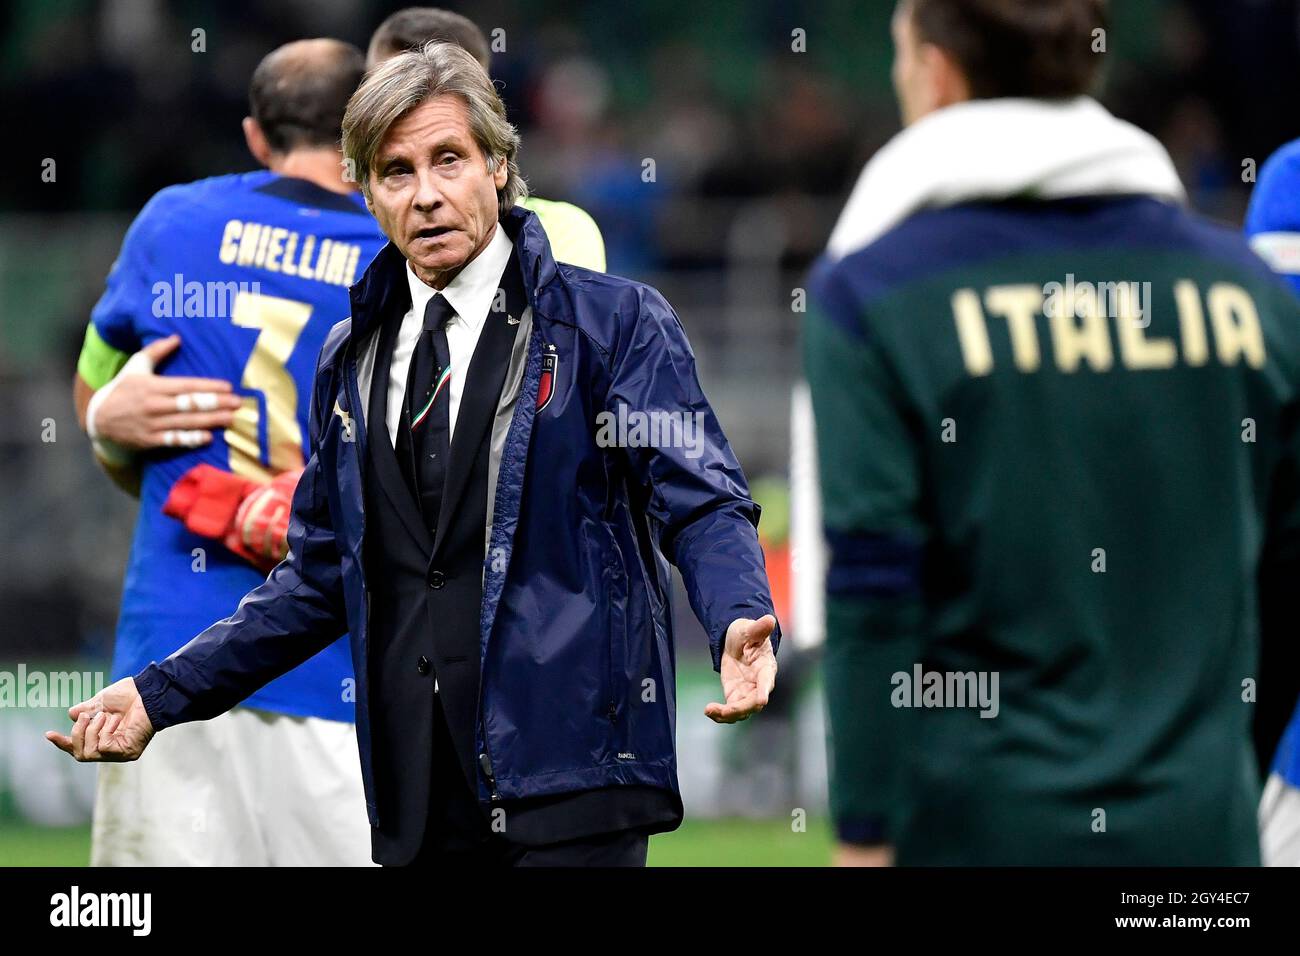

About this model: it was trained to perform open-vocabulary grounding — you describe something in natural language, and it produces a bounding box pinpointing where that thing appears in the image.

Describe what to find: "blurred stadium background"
[1,0,1298,866]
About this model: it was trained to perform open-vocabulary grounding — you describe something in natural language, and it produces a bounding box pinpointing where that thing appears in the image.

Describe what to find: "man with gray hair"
[51,42,781,868]
[365,5,608,274]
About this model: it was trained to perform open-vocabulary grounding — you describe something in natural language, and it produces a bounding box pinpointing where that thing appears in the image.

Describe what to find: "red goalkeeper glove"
[162,464,302,572]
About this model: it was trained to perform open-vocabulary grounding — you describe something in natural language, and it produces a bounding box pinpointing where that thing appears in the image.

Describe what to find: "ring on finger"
[175,392,220,413]
[162,429,206,448]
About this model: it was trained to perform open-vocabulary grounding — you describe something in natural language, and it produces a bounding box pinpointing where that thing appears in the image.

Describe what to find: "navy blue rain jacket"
[133,206,779,826]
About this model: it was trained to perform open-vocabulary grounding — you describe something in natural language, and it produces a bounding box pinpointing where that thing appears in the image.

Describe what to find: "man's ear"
[492,156,509,192]
[243,117,273,169]
[923,43,973,111]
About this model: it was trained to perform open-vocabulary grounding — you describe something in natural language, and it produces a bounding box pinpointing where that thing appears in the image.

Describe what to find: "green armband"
[77,325,131,390]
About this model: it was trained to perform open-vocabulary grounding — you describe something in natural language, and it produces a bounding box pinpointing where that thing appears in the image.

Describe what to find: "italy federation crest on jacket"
[535,345,558,412]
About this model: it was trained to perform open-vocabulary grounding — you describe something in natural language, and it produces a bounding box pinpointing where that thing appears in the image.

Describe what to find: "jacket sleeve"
[605,286,780,671]
[133,353,348,732]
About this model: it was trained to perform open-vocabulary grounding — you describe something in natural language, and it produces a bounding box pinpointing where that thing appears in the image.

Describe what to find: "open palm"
[705,614,778,724]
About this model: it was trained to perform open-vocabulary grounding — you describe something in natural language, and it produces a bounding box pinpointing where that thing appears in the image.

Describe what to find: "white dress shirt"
[384,225,514,447]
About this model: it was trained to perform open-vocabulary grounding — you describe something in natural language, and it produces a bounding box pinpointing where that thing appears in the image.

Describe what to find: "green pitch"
[0,825,92,867]
[649,817,832,866]
[0,818,832,867]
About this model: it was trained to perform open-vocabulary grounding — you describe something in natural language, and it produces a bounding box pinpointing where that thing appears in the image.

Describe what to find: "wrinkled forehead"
[376,93,478,161]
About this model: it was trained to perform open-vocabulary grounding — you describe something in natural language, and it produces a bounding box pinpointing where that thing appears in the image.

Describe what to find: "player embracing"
[73,39,386,865]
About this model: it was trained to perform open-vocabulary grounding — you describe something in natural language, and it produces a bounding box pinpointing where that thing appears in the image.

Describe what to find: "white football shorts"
[91,705,374,866]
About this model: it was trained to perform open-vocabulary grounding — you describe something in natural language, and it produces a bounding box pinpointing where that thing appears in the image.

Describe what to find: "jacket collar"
[348,204,559,344]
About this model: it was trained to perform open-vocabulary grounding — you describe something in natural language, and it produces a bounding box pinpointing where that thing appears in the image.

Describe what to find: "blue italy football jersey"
[86,170,386,722]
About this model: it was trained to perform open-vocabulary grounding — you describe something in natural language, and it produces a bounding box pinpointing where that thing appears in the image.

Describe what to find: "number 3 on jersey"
[227,291,311,481]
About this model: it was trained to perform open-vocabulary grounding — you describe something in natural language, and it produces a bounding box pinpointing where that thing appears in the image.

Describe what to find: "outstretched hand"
[45,677,155,762]
[705,614,778,724]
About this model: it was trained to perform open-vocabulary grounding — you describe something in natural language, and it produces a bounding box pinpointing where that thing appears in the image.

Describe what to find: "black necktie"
[397,295,454,536]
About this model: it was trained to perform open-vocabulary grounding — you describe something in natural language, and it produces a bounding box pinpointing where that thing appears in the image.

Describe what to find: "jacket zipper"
[474,319,546,804]
[341,343,378,825]
[343,345,372,692]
